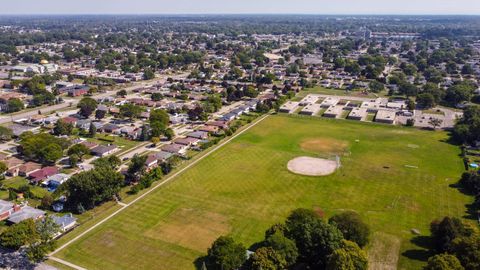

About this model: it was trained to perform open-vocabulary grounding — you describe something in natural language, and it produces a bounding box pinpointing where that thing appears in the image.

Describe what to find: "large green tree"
[60,166,124,212]
[207,236,246,270]
[0,219,38,249]
[78,97,98,118]
[329,211,370,248]
[425,254,464,270]
[285,208,344,268]
[326,240,368,270]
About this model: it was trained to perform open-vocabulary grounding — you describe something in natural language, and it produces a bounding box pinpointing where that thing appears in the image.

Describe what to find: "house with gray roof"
[7,206,45,224]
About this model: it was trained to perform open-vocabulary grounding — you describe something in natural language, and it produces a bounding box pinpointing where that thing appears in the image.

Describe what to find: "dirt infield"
[287,156,338,176]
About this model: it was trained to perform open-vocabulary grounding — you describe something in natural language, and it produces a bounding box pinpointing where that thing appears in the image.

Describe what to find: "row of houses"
[0,200,76,233]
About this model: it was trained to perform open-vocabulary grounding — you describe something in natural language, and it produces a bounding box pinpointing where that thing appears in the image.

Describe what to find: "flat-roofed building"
[299,95,320,106]
[323,105,344,118]
[375,109,397,124]
[320,97,340,108]
[279,101,300,114]
[347,108,368,121]
[299,104,322,116]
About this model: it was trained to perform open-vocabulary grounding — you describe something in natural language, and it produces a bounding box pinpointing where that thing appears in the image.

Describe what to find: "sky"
[2,0,480,15]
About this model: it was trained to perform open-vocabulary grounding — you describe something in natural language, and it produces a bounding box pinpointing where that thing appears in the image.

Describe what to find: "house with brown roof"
[161,144,187,155]
[29,166,59,184]
[18,162,42,177]
[197,125,220,134]
[5,157,24,176]
[173,137,200,147]
[80,141,99,149]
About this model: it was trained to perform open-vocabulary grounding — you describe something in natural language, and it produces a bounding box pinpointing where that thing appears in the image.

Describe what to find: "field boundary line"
[49,113,270,258]
[49,256,88,270]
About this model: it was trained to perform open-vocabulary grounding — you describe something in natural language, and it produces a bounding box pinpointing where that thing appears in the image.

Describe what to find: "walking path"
[48,113,271,269]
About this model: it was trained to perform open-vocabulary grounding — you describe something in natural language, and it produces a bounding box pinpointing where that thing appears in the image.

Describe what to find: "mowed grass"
[55,114,471,270]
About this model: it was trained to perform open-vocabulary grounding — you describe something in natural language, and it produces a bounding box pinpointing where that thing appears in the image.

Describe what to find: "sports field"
[54,114,471,270]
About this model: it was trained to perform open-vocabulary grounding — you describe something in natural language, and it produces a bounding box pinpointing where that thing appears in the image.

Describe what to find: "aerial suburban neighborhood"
[0,1,479,270]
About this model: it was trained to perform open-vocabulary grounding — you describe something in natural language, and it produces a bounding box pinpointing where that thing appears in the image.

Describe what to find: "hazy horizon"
[3,0,480,16]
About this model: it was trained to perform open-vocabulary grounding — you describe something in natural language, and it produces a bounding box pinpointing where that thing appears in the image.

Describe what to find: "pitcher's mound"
[287,156,338,176]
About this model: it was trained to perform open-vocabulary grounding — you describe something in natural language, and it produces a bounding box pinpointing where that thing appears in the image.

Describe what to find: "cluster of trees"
[0,217,59,263]
[188,95,222,121]
[225,85,259,102]
[18,132,70,165]
[147,109,173,141]
[56,155,123,213]
[423,216,480,270]
[77,97,98,118]
[453,106,480,144]
[204,209,370,270]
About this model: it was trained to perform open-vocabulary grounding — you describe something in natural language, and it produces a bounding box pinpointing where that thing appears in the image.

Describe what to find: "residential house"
[173,137,200,147]
[91,145,118,157]
[29,166,59,184]
[186,131,209,140]
[102,123,120,134]
[80,141,99,149]
[151,151,173,162]
[5,157,25,176]
[52,213,77,234]
[18,162,42,177]
[0,200,21,221]
[7,206,45,224]
[161,144,188,156]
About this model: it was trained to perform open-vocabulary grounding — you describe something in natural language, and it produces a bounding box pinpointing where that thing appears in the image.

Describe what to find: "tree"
[89,123,97,137]
[61,166,124,212]
[326,240,368,270]
[188,106,207,121]
[40,144,64,164]
[95,109,106,120]
[429,118,443,130]
[127,154,147,182]
[150,121,166,138]
[417,93,436,109]
[445,83,475,106]
[369,81,385,93]
[53,119,74,136]
[329,211,370,248]
[451,235,480,270]
[462,64,474,75]
[67,144,90,160]
[207,236,246,270]
[92,155,121,170]
[40,193,54,210]
[69,154,79,168]
[78,97,97,118]
[0,161,7,179]
[7,98,24,113]
[27,217,59,263]
[151,93,163,101]
[120,104,142,120]
[425,254,464,270]
[164,128,175,141]
[0,219,38,249]
[249,247,287,270]
[285,208,343,268]
[116,89,127,97]
[139,125,151,141]
[264,231,298,267]
[150,109,170,126]
[0,126,13,141]
[453,106,480,144]
[143,68,155,80]
[430,217,473,253]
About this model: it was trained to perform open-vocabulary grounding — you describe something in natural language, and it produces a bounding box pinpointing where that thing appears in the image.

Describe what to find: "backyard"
[53,114,471,270]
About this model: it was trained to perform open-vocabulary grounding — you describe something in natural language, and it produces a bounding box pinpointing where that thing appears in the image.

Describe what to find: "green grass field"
[54,114,471,270]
